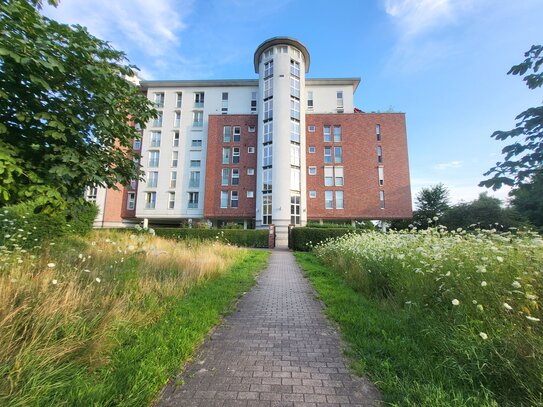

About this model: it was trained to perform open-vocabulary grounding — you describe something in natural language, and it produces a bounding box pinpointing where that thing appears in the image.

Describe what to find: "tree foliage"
[414,183,450,227]
[510,170,543,231]
[0,0,156,209]
[480,45,543,190]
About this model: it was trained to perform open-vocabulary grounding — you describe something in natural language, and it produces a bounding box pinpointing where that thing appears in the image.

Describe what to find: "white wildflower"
[47,263,56,268]
[477,304,484,311]
[496,256,504,263]
[481,281,487,287]
[78,253,83,259]
[511,281,521,289]
[479,332,488,340]
[51,279,58,285]
[526,294,537,300]
[83,269,91,273]
[95,277,101,283]
[526,316,540,322]
[452,299,460,306]
[503,302,513,311]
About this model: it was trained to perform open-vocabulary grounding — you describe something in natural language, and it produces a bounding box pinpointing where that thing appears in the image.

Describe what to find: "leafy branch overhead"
[480,45,543,190]
[0,0,157,208]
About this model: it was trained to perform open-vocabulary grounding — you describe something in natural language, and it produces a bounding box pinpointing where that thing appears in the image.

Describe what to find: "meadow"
[0,227,268,406]
[297,225,543,406]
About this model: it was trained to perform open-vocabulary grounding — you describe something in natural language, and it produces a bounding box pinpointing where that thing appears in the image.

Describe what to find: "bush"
[65,201,98,235]
[290,227,362,251]
[155,228,269,248]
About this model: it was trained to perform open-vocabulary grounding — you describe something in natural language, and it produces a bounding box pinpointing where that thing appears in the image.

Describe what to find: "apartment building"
[91,37,412,245]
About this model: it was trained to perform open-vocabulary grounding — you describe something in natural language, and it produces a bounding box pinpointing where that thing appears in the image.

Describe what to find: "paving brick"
[155,251,381,406]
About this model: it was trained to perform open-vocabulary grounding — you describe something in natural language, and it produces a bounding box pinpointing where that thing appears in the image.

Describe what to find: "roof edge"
[253,37,310,73]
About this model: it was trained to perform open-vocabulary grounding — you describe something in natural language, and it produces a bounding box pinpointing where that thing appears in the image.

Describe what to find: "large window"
[290,195,300,225]
[170,171,177,188]
[324,147,332,163]
[290,168,300,191]
[324,167,333,186]
[336,91,344,108]
[127,192,136,210]
[150,131,161,148]
[290,76,300,98]
[335,191,344,209]
[220,191,228,208]
[222,147,230,164]
[335,167,344,186]
[152,112,163,127]
[263,145,272,167]
[87,187,97,202]
[380,190,385,209]
[154,92,164,108]
[378,146,383,163]
[233,126,241,142]
[262,194,272,225]
[290,144,300,166]
[189,171,200,188]
[290,98,300,120]
[191,139,202,148]
[223,126,231,142]
[290,120,300,142]
[230,191,238,208]
[290,60,300,77]
[378,167,384,185]
[172,131,180,147]
[264,60,273,78]
[188,192,199,209]
[176,92,182,108]
[264,122,273,143]
[171,151,178,167]
[307,91,314,109]
[168,192,175,209]
[232,147,240,164]
[174,111,181,127]
[323,126,331,142]
[251,91,257,113]
[333,126,342,142]
[193,111,203,127]
[231,168,239,185]
[376,124,381,141]
[264,78,273,99]
[264,99,273,120]
[147,171,158,188]
[145,192,156,209]
[325,191,333,209]
[221,168,229,186]
[194,92,204,108]
[148,151,159,167]
[334,146,343,163]
[190,159,201,168]
[263,168,272,191]
[221,92,228,114]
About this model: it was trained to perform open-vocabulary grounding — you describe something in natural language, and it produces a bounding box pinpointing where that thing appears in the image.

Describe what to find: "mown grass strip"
[295,252,500,407]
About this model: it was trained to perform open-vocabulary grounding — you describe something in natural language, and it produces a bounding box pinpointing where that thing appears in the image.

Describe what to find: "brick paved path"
[157,250,380,407]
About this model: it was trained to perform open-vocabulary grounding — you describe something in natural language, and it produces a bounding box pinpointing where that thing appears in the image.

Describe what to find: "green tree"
[441,193,526,231]
[0,0,156,209]
[414,183,450,227]
[480,45,543,190]
[510,170,543,231]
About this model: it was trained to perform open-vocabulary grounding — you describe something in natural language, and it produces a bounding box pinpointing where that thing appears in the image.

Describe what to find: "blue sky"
[43,0,542,205]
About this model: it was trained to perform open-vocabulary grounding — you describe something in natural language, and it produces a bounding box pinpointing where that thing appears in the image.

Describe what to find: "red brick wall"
[305,113,412,220]
[204,115,258,219]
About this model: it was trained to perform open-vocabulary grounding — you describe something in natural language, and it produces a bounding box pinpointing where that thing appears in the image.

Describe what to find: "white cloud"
[434,160,462,170]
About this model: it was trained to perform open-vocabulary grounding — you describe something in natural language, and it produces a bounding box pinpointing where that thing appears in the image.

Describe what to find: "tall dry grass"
[0,229,244,405]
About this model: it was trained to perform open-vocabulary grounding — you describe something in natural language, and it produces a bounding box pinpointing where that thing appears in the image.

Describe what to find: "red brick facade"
[204,115,258,219]
[305,113,412,220]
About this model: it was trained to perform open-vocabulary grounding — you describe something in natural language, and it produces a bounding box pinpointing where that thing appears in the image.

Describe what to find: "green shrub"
[65,201,98,235]
[155,228,269,248]
[290,227,361,251]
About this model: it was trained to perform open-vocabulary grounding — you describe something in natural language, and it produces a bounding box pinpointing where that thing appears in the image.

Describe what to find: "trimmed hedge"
[155,228,269,248]
[290,227,362,251]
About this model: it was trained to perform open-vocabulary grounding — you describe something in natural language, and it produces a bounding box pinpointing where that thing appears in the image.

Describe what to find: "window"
[247,190,254,198]
[262,194,272,224]
[152,112,163,127]
[171,151,178,167]
[194,92,204,108]
[193,111,203,127]
[335,191,344,209]
[251,91,257,113]
[168,192,175,209]
[233,126,241,142]
[263,145,272,167]
[308,125,315,132]
[133,139,141,150]
[220,191,228,208]
[264,99,273,120]
[336,91,344,108]
[290,195,300,225]
[222,147,230,164]
[248,146,255,154]
[172,131,180,147]
[264,122,273,143]
[380,190,385,209]
[309,190,317,199]
[333,126,342,142]
[170,171,177,188]
[263,168,272,191]
[290,120,300,142]
[176,92,182,108]
[308,146,316,154]
[232,147,240,164]
[174,111,181,127]
[148,151,159,167]
[231,168,239,185]
[154,92,164,108]
[376,124,381,141]
[308,166,317,175]
[290,168,300,191]
[323,126,331,142]
[307,91,314,109]
[150,131,161,148]
[247,168,255,176]
[231,191,238,208]
[189,171,200,188]
[335,167,344,186]
[221,168,229,186]
[264,77,273,99]
[324,147,332,163]
[292,48,301,58]
[191,139,202,148]
[264,60,273,77]
[190,159,201,168]
[324,167,333,186]
[377,146,383,163]
[264,48,273,58]
[325,191,333,209]
[278,46,287,53]
[334,146,343,163]
[290,76,300,98]
[223,126,231,142]
[130,179,137,190]
[147,171,158,188]
[145,192,156,209]
[127,192,136,210]
[290,98,300,120]
[248,125,256,132]
[290,59,300,77]
[378,167,384,185]
[290,144,300,166]
[221,92,228,114]
[87,187,97,202]
[188,192,199,209]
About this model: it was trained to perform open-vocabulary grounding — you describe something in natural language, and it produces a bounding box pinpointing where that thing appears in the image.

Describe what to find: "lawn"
[0,229,269,406]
